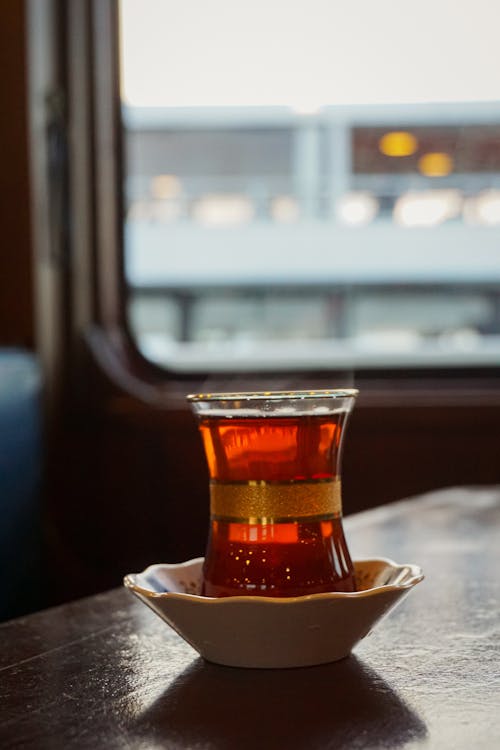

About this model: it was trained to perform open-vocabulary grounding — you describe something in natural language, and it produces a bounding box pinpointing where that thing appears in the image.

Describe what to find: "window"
[119,0,500,373]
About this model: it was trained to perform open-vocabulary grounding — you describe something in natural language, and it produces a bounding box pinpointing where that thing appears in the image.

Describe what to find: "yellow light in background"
[192,194,255,227]
[271,195,300,223]
[150,174,182,200]
[463,190,500,226]
[336,191,379,226]
[393,190,462,227]
[378,131,418,157]
[418,152,454,177]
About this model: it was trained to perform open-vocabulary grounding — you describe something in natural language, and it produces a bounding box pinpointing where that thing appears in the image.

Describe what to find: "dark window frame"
[30,0,500,409]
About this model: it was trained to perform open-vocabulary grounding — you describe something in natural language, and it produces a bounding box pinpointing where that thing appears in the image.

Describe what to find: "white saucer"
[124,557,423,669]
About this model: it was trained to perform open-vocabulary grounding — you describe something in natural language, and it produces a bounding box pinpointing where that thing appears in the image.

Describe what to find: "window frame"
[35,0,500,410]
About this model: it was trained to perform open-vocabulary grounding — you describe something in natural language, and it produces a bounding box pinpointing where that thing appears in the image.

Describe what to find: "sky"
[120,0,500,108]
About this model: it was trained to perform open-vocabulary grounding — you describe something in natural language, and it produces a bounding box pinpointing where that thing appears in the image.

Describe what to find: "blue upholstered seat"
[0,350,42,620]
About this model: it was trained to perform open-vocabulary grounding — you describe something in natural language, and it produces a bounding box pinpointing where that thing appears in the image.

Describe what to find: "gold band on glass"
[210,478,342,521]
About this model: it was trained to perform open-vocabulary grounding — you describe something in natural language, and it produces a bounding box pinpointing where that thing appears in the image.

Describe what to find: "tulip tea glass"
[188,389,358,598]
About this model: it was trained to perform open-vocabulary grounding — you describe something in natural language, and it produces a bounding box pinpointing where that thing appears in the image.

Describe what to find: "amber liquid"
[199,413,355,597]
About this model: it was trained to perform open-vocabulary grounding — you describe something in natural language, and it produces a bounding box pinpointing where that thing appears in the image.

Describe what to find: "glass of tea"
[187,389,358,597]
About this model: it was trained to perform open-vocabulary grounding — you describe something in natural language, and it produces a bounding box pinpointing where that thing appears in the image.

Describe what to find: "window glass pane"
[120,0,500,372]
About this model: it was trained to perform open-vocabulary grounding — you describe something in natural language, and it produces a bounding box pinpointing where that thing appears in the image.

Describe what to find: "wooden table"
[1,486,499,749]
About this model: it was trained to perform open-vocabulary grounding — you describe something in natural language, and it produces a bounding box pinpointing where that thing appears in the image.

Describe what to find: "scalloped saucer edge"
[124,557,423,668]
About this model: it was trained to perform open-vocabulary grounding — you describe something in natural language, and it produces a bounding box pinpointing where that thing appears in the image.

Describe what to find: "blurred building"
[122,103,500,371]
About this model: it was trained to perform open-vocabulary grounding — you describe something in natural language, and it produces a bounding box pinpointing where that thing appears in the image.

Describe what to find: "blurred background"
[122,0,500,372]
[1,0,499,622]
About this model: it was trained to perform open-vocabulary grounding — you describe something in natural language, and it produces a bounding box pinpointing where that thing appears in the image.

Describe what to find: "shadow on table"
[132,654,427,750]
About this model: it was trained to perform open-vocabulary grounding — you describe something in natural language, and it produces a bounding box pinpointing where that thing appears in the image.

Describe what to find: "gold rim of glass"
[187,388,358,402]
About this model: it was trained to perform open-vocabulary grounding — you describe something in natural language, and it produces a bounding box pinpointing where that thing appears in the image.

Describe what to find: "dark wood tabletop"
[1,486,499,749]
